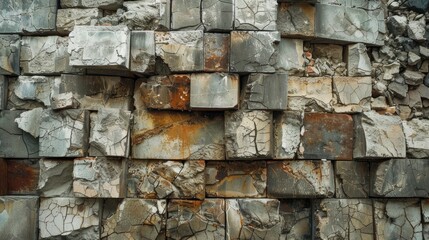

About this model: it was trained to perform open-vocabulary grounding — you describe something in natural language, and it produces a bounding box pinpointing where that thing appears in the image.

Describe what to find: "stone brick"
[38,159,74,197]
[267,160,335,198]
[204,33,230,72]
[130,31,156,74]
[287,76,333,112]
[127,160,205,199]
[202,0,234,31]
[333,76,372,113]
[122,0,171,30]
[171,0,202,30]
[277,3,315,37]
[0,35,20,75]
[7,159,39,195]
[335,161,370,198]
[273,111,303,159]
[61,0,123,9]
[7,76,56,110]
[234,0,278,31]
[422,200,429,223]
[56,8,102,34]
[276,39,305,74]
[347,43,372,76]
[0,76,7,110]
[279,200,312,240]
[205,161,266,198]
[0,159,6,195]
[402,118,429,158]
[51,92,79,110]
[132,110,224,160]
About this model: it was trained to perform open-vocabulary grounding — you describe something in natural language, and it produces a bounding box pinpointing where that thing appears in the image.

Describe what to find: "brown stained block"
[7,159,39,195]
[0,159,6,195]
[299,113,354,160]
[204,33,230,72]
[277,3,315,38]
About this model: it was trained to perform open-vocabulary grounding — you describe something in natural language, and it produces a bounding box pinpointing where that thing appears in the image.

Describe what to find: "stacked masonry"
[0,0,429,239]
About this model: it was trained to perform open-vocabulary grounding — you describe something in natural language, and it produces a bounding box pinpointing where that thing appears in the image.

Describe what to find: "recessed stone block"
[277,3,315,37]
[333,76,372,113]
[276,38,305,74]
[402,118,429,158]
[130,31,156,74]
[38,159,74,197]
[335,161,370,198]
[56,8,102,34]
[0,35,20,75]
[347,43,372,76]
[234,0,278,31]
[204,33,230,72]
[273,111,303,159]
[279,200,312,240]
[287,76,333,112]
[202,0,234,31]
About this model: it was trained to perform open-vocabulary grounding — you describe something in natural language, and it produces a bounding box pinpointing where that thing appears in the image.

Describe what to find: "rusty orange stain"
[7,160,39,194]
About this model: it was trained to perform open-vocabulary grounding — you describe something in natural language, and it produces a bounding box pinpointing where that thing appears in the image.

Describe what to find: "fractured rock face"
[347,43,372,76]
[51,92,79,110]
[279,200,312,240]
[56,8,102,34]
[276,39,305,74]
[7,159,39,195]
[171,0,202,30]
[122,0,171,30]
[204,33,230,72]
[333,76,372,112]
[62,0,123,10]
[273,111,303,159]
[287,76,333,112]
[130,31,156,74]
[7,76,56,109]
[0,35,20,75]
[234,0,278,31]
[14,108,42,138]
[278,3,315,37]
[202,0,234,31]
[402,118,429,158]
[38,159,73,197]
[335,161,370,198]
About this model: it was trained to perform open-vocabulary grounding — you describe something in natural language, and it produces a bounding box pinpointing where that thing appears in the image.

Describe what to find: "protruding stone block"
[234,0,278,31]
[402,118,429,158]
[204,33,230,72]
[56,8,102,34]
[205,161,266,197]
[279,200,312,240]
[51,92,79,110]
[7,159,39,195]
[130,31,156,74]
[277,3,315,37]
[38,159,74,197]
[335,161,369,198]
[274,111,303,159]
[122,0,171,30]
[127,160,205,199]
[347,43,371,76]
[276,39,305,74]
[333,76,372,113]
[171,0,202,30]
[0,35,20,75]
[287,76,333,112]
[7,76,56,109]
[0,76,7,110]
[202,0,234,31]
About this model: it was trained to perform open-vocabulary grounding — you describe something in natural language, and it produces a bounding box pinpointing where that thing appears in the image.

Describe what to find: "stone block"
[0,196,39,240]
[102,199,167,239]
[423,200,429,223]
[226,199,282,239]
[313,44,344,62]
[69,26,130,69]
[132,110,224,160]
[56,8,102,34]
[347,43,371,76]
[14,108,42,138]
[299,113,354,160]
[0,35,20,75]
[267,160,335,198]
[171,0,202,30]
[6,159,39,195]
[277,3,315,37]
[51,92,79,110]
[230,31,280,73]
[0,76,7,110]
[61,0,123,10]
[190,73,239,109]
[276,39,305,74]
[242,73,288,110]
[333,76,372,113]
[130,31,156,74]
[127,160,205,199]
[204,33,230,72]
[39,109,89,157]
[273,111,303,159]
[279,200,312,240]
[122,0,171,30]
[402,118,429,158]
[225,110,273,159]
[38,159,74,197]
[167,199,225,239]
[0,159,6,195]
[39,198,100,239]
[234,0,277,31]
[354,111,406,158]
[205,161,266,198]
[287,76,333,112]
[7,76,56,109]
[202,0,233,31]
[335,161,369,198]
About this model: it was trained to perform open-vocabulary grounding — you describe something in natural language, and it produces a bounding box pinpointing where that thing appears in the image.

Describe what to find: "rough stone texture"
[7,159,39,195]
[56,8,102,34]
[0,196,39,240]
[132,110,224,160]
[39,109,89,157]
[127,160,205,199]
[204,33,230,72]
[62,0,123,10]
[225,110,273,160]
[277,3,315,37]
[130,31,156,74]
[190,73,239,110]
[347,43,372,76]
[14,108,42,138]
[273,111,303,159]
[0,159,6,195]
[7,76,56,109]
[279,200,312,240]
[313,44,344,62]
[402,118,429,158]
[299,113,354,160]
[122,0,171,30]
[38,159,73,197]
[0,76,7,110]
[171,0,202,30]
[226,199,282,239]
[39,198,100,239]
[51,92,79,110]
[0,35,20,75]
[315,199,374,240]
[242,73,288,110]
[69,26,131,69]
[333,76,372,113]
[287,76,333,112]
[202,0,234,31]
[423,200,429,223]
[354,111,406,158]
[101,199,167,239]
[276,39,305,74]
[230,31,280,73]
[205,161,266,198]
[234,0,278,31]
[407,18,426,41]
[267,160,335,198]
[167,199,225,239]
[335,161,370,198]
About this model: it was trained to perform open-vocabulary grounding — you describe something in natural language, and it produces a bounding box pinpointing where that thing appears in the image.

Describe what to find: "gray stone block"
[7,76,56,110]
[14,108,42,138]
[279,200,312,240]
[273,111,303,159]
[130,31,156,74]
[122,0,171,30]
[402,118,429,158]
[0,76,7,110]
[38,159,74,197]
[333,76,372,113]
[423,200,429,223]
[347,43,371,77]
[202,0,234,31]
[234,0,277,31]
[51,92,79,110]
[335,161,370,198]
[204,33,230,72]
[0,35,20,75]
[276,39,305,74]
[287,76,333,112]
[171,0,202,30]
[56,8,102,34]
[61,0,123,10]
[277,3,316,37]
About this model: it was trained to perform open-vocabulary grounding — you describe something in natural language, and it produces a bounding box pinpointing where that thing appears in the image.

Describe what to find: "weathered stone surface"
[38,159,73,197]
[402,118,429,158]
[167,199,225,239]
[335,161,369,198]
[132,110,224,160]
[315,199,374,240]
[267,160,335,198]
[276,39,305,74]
[14,108,42,138]
[122,0,170,30]
[230,31,280,73]
[205,161,266,198]
[171,0,202,30]
[273,111,303,159]
[69,26,130,69]
[277,3,315,37]
[204,33,230,72]
[39,109,89,157]
[128,160,205,199]
[407,18,426,41]
[155,31,204,73]
[61,0,123,10]
[130,31,156,74]
[313,44,343,62]
[287,76,333,111]
[0,35,20,75]
[387,15,407,36]
[7,159,39,195]
[333,76,372,112]
[51,92,79,110]
[347,43,371,76]
[234,0,277,31]
[242,73,288,110]
[422,200,429,223]
[404,69,425,86]
[279,200,311,240]
[354,111,406,158]
[0,159,6,195]
[0,76,7,110]
[56,8,102,34]
[0,196,38,240]
[190,73,239,109]
[374,199,423,240]
[102,199,167,239]
[225,110,272,159]
[39,198,100,239]
[7,76,56,109]
[202,0,233,31]
[226,199,282,239]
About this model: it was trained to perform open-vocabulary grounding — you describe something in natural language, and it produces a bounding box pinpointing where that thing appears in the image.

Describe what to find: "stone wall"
[0,0,429,239]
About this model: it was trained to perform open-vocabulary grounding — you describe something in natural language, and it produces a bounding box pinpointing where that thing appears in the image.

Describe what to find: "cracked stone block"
[234,0,277,31]
[226,199,282,239]
[347,43,371,77]
[230,31,280,73]
[267,160,335,198]
[61,0,123,10]
[242,73,288,110]
[38,159,73,197]
[277,3,316,37]
[0,76,7,109]
[155,31,204,73]
[370,159,429,197]
[274,111,303,159]
[313,44,343,62]
[122,0,171,30]
[0,159,6,195]
[402,118,429,158]
[7,159,39,195]
[190,73,239,110]
[202,0,234,31]
[39,109,89,157]
[130,31,156,74]
[335,161,369,198]
[315,199,374,240]
[0,35,20,75]
[287,76,333,112]
[205,161,266,198]
[0,196,38,240]
[299,113,354,160]
[279,200,311,240]
[422,200,429,223]
[354,111,406,158]
[0,111,39,158]
[39,198,100,239]
[0,0,57,34]
[204,33,230,72]
[132,110,224,160]
[56,8,102,34]
[14,108,42,138]
[73,157,126,198]
[69,26,130,69]
[167,199,225,239]
[171,0,202,30]
[333,76,372,113]
[225,110,273,159]
[374,199,423,240]
[425,224,429,240]
[89,109,131,157]
[127,160,205,199]
[101,199,167,239]
[276,39,305,74]
[51,92,79,110]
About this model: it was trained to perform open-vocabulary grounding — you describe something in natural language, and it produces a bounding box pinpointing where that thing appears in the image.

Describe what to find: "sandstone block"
[171,0,202,30]
[234,0,277,31]
[273,111,303,159]
[287,76,333,111]
[335,161,370,198]
[56,8,102,34]
[7,76,56,109]
[279,200,312,240]
[38,159,74,197]
[0,196,38,240]
[333,76,372,112]
[130,31,156,74]
[6,159,39,195]
[0,35,20,75]
[202,0,234,31]
[347,43,372,76]
[122,0,170,30]
[276,39,305,74]
[204,33,230,72]
[277,3,315,37]
[402,118,429,158]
